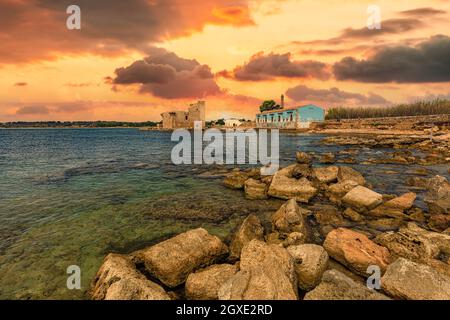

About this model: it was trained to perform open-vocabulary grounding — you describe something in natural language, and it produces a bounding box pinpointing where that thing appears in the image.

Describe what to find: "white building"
[224,119,242,128]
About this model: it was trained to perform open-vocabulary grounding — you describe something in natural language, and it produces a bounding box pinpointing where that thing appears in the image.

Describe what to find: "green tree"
[259,100,281,112]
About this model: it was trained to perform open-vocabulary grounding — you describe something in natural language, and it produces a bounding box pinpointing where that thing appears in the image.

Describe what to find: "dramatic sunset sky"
[1,0,450,121]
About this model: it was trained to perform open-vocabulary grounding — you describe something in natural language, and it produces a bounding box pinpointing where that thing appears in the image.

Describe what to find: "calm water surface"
[0,128,448,299]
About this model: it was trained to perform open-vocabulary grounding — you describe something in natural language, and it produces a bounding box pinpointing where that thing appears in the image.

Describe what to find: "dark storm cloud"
[14,82,28,86]
[112,48,221,99]
[340,18,423,39]
[218,52,330,81]
[333,35,450,83]
[291,18,424,47]
[285,85,389,105]
[0,0,254,63]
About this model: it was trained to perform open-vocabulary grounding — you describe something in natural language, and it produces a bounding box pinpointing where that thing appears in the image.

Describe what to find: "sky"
[1,0,450,122]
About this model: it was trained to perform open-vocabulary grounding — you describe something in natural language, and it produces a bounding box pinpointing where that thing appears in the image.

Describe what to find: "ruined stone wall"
[161,101,206,129]
[188,101,206,128]
[323,114,450,131]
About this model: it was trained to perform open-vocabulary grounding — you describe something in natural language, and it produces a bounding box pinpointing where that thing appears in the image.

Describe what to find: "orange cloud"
[211,5,255,26]
[0,0,255,64]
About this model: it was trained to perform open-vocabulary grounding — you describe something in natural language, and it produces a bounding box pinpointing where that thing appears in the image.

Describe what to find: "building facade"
[224,119,242,128]
[161,100,206,129]
[256,104,325,129]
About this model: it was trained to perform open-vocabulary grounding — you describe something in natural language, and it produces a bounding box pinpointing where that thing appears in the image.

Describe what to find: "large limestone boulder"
[185,264,238,300]
[327,180,360,204]
[337,166,366,185]
[374,223,450,275]
[342,186,383,213]
[218,240,298,300]
[323,228,391,276]
[229,214,265,260]
[381,258,450,300]
[244,178,268,200]
[90,254,170,300]
[271,198,310,236]
[313,166,339,183]
[304,270,390,300]
[425,175,450,215]
[369,192,416,219]
[268,165,318,203]
[134,228,228,287]
[287,244,329,291]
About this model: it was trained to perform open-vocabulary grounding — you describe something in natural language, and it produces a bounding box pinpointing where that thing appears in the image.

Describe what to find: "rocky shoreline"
[90,140,450,300]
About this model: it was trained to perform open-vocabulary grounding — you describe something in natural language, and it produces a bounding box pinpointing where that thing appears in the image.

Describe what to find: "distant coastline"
[0,121,159,129]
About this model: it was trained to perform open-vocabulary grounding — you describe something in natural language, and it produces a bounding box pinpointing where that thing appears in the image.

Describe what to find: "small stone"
[428,214,450,232]
[367,218,403,232]
[244,178,268,200]
[296,151,312,164]
[291,164,312,179]
[319,153,336,164]
[223,171,249,189]
[337,166,366,185]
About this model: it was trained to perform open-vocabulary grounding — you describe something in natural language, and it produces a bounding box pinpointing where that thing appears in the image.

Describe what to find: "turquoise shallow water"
[0,128,448,299]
